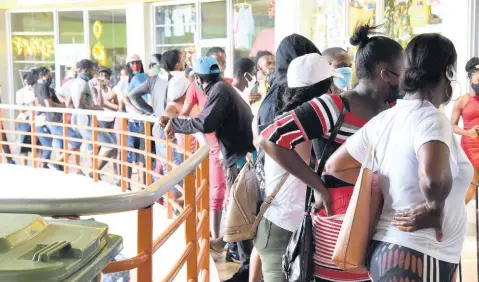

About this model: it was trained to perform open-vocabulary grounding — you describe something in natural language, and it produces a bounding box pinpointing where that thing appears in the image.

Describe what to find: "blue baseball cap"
[193,56,221,75]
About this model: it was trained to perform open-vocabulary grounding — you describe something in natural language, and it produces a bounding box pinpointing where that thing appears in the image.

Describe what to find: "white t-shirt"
[263,155,308,232]
[15,86,35,120]
[346,99,473,263]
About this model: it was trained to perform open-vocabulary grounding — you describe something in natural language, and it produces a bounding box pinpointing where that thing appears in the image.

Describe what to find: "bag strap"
[305,96,348,212]
[251,171,289,231]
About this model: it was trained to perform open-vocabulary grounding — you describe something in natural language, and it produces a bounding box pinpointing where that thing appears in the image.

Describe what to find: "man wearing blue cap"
[161,56,255,281]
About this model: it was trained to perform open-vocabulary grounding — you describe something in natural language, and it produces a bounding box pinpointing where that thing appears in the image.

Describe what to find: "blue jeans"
[77,123,115,154]
[35,125,82,160]
[126,121,144,163]
[18,121,32,154]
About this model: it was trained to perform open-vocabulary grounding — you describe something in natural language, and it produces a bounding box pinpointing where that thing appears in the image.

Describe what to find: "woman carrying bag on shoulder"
[260,24,403,282]
[327,34,470,281]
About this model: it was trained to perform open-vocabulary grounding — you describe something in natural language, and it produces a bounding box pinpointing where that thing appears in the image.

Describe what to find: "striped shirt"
[262,93,366,155]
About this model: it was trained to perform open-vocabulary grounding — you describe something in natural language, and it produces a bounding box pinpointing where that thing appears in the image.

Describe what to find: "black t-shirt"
[34,82,62,123]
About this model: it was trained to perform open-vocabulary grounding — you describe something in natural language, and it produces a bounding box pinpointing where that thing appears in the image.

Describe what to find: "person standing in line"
[179,47,230,244]
[232,57,257,103]
[250,51,275,107]
[162,56,255,282]
[206,47,233,84]
[15,72,36,165]
[322,47,353,94]
[327,33,467,282]
[33,67,82,171]
[260,25,403,282]
[70,59,116,177]
[147,54,162,77]
[451,56,479,204]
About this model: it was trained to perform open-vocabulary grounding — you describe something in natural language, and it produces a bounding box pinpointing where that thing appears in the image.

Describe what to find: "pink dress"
[461,94,479,167]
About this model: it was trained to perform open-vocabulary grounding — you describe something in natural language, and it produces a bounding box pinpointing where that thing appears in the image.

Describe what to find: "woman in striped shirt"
[260,25,403,282]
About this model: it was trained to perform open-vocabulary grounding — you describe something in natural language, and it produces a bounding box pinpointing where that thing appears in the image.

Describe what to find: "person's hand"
[249,92,262,104]
[159,116,170,128]
[164,121,174,138]
[467,125,479,138]
[313,188,332,216]
[392,201,443,241]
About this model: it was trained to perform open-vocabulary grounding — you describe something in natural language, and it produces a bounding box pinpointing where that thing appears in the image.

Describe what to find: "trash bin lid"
[0,214,112,282]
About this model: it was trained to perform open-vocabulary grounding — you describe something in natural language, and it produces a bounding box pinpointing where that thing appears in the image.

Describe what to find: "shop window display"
[311,0,347,51]
[233,0,275,61]
[10,12,55,92]
[89,10,127,85]
[384,0,444,47]
[348,0,377,35]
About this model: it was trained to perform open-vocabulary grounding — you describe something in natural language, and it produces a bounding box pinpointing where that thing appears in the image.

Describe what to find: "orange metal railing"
[0,104,210,282]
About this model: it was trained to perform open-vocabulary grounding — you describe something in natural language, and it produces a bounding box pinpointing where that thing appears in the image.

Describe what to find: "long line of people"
[3,25,474,282]
[160,25,473,282]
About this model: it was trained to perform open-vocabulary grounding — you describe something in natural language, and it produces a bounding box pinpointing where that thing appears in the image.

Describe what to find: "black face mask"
[44,77,52,85]
[472,83,479,95]
[387,83,400,103]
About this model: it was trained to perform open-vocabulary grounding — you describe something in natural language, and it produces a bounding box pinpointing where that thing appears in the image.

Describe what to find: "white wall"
[274,0,315,51]
[126,2,150,64]
[0,11,11,104]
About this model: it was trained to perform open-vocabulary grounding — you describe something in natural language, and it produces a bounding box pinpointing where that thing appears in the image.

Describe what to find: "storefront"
[0,0,275,104]
[307,0,477,102]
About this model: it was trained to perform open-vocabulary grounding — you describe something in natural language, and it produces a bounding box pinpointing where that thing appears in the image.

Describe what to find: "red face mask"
[130,64,141,73]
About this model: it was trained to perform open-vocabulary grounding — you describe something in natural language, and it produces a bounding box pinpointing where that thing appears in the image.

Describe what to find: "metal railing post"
[185,170,197,281]
[121,118,128,192]
[62,113,69,174]
[145,121,152,186]
[137,206,153,282]
[167,137,174,219]
[200,152,210,275]
[92,115,99,182]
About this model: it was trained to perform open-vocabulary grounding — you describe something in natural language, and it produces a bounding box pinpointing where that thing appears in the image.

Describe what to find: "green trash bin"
[0,214,123,282]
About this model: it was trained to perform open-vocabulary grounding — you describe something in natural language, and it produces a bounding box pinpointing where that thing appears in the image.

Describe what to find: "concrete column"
[0,10,11,104]
[125,2,151,62]
[274,0,315,50]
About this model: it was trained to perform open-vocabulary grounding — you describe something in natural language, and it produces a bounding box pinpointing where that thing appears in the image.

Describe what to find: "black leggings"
[367,240,458,282]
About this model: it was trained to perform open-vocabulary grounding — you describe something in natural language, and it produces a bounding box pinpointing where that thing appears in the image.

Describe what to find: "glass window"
[348,0,378,35]
[233,0,274,61]
[59,11,84,44]
[89,10,127,85]
[11,12,54,33]
[201,1,227,39]
[154,4,197,51]
[384,0,444,47]
[10,12,55,91]
[311,0,347,51]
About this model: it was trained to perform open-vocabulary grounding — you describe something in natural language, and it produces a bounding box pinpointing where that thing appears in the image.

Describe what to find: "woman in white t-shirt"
[326,34,471,281]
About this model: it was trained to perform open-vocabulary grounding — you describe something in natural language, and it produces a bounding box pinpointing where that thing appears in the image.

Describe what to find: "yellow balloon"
[93,21,103,40]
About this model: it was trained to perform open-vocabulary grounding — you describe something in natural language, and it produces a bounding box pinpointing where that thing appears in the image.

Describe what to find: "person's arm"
[77,93,103,110]
[325,144,362,184]
[100,86,118,111]
[451,96,477,137]
[259,94,346,215]
[72,82,102,110]
[40,85,64,108]
[168,87,229,134]
[125,80,154,114]
[165,104,179,118]
[180,83,198,117]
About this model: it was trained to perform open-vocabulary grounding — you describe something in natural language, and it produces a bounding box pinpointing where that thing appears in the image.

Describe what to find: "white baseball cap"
[167,75,190,101]
[126,53,142,64]
[287,53,339,88]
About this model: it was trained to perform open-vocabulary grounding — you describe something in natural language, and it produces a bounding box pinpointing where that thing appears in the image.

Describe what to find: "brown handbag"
[332,143,383,273]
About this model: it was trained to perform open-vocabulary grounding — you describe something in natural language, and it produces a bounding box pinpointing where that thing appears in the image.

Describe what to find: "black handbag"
[282,99,347,282]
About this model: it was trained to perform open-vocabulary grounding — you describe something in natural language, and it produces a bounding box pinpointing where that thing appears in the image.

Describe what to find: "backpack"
[223,151,289,243]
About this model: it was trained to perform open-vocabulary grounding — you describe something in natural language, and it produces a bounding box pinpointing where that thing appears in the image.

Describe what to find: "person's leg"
[253,218,291,282]
[466,166,479,204]
[18,121,31,165]
[1,132,15,164]
[249,248,263,282]
[209,144,226,239]
[35,126,53,164]
[45,125,67,170]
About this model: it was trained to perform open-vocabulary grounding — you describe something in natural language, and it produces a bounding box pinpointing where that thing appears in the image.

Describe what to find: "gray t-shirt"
[128,75,168,116]
[71,77,94,126]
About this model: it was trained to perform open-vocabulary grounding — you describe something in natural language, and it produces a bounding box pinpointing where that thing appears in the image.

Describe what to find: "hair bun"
[401,66,441,93]
[350,24,371,47]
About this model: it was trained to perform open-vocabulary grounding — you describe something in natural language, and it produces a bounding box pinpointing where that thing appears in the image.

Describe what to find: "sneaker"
[225,248,240,263]
[223,267,249,282]
[47,163,64,171]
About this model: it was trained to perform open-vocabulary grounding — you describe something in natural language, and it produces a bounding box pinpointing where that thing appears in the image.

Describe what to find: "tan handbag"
[332,143,383,273]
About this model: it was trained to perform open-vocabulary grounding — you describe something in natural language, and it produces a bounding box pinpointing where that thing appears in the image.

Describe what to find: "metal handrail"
[0,137,208,216]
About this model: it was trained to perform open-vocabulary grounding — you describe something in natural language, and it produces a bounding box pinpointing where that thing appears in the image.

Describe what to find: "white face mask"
[243,72,257,96]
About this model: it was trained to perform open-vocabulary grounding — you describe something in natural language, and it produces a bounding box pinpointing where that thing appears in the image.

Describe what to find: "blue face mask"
[195,77,204,92]
[333,67,353,90]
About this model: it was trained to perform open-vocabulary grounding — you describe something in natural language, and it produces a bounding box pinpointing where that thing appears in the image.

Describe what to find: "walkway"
[0,163,220,282]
